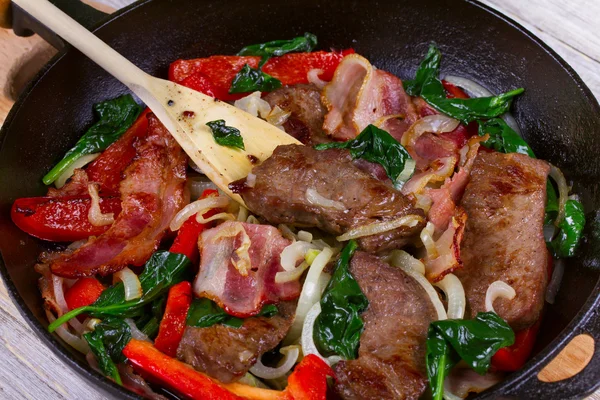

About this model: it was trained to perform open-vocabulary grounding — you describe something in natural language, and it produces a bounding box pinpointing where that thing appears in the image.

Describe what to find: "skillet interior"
[0,0,598,398]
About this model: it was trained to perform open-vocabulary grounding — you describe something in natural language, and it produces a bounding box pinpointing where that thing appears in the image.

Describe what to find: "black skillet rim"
[0,0,598,398]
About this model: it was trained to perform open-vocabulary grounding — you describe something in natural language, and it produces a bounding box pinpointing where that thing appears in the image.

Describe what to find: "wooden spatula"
[12,0,300,204]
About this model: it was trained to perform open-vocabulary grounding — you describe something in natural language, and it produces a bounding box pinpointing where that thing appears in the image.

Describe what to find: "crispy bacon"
[194,221,301,318]
[423,207,467,282]
[322,54,417,141]
[50,114,187,278]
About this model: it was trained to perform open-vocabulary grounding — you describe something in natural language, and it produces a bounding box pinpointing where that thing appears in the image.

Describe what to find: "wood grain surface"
[0,0,599,399]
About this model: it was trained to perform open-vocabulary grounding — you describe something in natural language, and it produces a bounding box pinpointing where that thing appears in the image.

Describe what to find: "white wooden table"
[0,0,599,399]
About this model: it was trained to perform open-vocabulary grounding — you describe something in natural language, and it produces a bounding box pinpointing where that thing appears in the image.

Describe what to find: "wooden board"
[0,0,598,399]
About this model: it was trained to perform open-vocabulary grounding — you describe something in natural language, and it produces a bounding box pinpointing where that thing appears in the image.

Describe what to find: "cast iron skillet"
[1,0,599,398]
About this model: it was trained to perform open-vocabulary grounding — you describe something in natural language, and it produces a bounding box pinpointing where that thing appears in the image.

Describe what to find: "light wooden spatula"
[12,0,300,204]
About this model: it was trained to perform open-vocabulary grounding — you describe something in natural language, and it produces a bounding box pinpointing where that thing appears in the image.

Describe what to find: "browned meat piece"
[335,252,436,400]
[176,301,295,383]
[454,151,550,331]
[231,145,425,253]
[263,84,329,145]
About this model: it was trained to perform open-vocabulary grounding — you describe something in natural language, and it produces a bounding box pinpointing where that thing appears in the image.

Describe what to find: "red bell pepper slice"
[441,79,470,99]
[123,339,334,400]
[154,281,193,357]
[11,196,122,242]
[169,50,354,101]
[64,277,105,310]
[491,319,541,372]
[169,189,219,264]
[286,355,335,400]
[85,108,152,195]
[123,339,246,400]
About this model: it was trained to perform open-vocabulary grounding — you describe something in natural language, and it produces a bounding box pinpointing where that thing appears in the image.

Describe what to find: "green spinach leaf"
[238,32,317,67]
[478,118,535,157]
[314,124,414,187]
[83,317,131,385]
[43,95,142,185]
[49,251,191,332]
[229,64,282,94]
[403,43,442,96]
[406,43,524,125]
[187,298,278,329]
[206,119,246,150]
[551,199,586,258]
[314,240,368,360]
[426,312,515,400]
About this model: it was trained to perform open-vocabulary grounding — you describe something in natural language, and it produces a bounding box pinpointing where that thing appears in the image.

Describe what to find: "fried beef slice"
[231,144,425,253]
[454,151,550,330]
[335,252,436,400]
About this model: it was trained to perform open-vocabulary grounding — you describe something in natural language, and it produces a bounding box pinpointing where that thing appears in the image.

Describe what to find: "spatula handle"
[12,0,151,98]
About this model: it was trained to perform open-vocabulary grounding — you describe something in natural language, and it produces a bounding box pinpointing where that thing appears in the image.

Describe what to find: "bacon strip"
[50,114,187,278]
[194,221,301,318]
[322,54,417,141]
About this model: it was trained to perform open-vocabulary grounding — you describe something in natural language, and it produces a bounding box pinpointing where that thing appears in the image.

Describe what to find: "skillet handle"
[9,0,108,49]
[498,302,600,400]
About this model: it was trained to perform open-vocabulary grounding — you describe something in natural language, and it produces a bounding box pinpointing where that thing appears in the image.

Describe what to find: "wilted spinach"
[83,317,131,385]
[238,32,317,67]
[314,240,368,360]
[205,119,245,150]
[187,298,278,329]
[43,94,142,185]
[229,64,282,94]
[315,124,414,187]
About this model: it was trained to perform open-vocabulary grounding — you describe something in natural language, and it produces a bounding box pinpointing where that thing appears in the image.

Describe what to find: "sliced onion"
[306,188,345,211]
[435,274,466,319]
[388,250,425,275]
[546,258,564,304]
[389,252,447,320]
[285,247,334,344]
[278,224,297,241]
[170,195,229,231]
[444,75,521,136]
[125,318,151,342]
[281,241,318,271]
[246,173,257,188]
[196,212,235,224]
[544,224,557,242]
[420,222,438,258]
[119,364,168,400]
[187,176,216,199]
[250,345,300,379]
[485,281,516,313]
[297,230,313,243]
[307,68,327,89]
[266,106,292,128]
[401,115,460,150]
[52,274,84,333]
[45,310,89,354]
[300,302,328,364]
[337,215,423,241]
[234,91,271,118]
[237,206,249,222]
[114,267,142,301]
[397,158,416,186]
[238,373,271,389]
[415,193,433,213]
[276,261,310,284]
[87,183,114,227]
[54,153,100,189]
[549,164,568,226]
[444,367,504,399]
[246,215,260,224]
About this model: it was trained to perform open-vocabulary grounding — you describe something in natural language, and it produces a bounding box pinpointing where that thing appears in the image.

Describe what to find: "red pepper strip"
[169,189,219,264]
[169,50,355,101]
[123,339,333,400]
[154,281,193,357]
[441,80,470,99]
[286,355,335,400]
[124,339,247,400]
[85,108,152,195]
[11,196,122,242]
[64,277,105,310]
[491,318,541,371]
